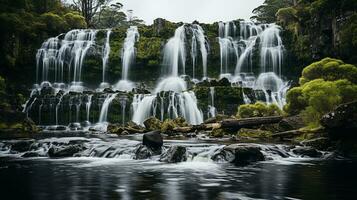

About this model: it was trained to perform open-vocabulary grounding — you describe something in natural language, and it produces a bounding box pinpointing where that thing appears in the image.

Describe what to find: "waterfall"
[191,24,209,79]
[218,21,238,75]
[114,26,139,91]
[132,95,156,125]
[102,29,112,83]
[36,29,98,89]
[99,93,118,123]
[208,87,216,118]
[163,25,186,76]
[254,72,289,109]
[86,95,93,122]
[259,24,284,76]
[55,94,65,125]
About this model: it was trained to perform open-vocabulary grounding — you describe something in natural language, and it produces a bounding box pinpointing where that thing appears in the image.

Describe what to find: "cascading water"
[208,87,216,118]
[218,21,238,75]
[101,29,112,86]
[99,93,118,123]
[114,26,139,91]
[191,24,209,79]
[86,94,93,122]
[131,25,204,125]
[36,29,98,92]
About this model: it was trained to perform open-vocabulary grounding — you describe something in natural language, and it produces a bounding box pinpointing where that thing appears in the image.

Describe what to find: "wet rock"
[160,118,188,135]
[134,145,153,159]
[301,137,331,151]
[143,131,163,150]
[210,128,225,138]
[292,146,322,158]
[11,140,35,152]
[143,117,162,131]
[22,151,42,158]
[103,88,114,93]
[48,144,85,158]
[278,115,305,131]
[107,124,125,134]
[68,123,82,131]
[321,101,357,135]
[237,128,272,141]
[218,77,230,86]
[160,145,187,163]
[212,144,265,166]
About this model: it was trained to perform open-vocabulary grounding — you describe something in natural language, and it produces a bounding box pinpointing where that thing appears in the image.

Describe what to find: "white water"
[191,24,209,79]
[208,87,216,118]
[163,25,186,76]
[101,29,112,83]
[86,95,93,122]
[114,26,139,91]
[99,93,118,123]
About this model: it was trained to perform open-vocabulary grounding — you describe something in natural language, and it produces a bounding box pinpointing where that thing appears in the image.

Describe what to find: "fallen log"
[171,116,283,133]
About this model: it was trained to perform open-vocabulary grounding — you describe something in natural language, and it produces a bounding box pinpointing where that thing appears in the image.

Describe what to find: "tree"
[92,3,126,28]
[250,0,295,23]
[71,0,114,27]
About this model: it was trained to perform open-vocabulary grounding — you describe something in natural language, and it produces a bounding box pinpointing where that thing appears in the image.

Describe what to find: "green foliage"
[63,12,87,29]
[286,58,357,127]
[92,7,126,28]
[251,0,295,23]
[237,102,283,118]
[40,12,67,34]
[137,37,162,65]
[300,58,357,85]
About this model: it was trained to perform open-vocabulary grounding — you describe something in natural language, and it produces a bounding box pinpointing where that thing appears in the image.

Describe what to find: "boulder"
[237,128,272,141]
[160,145,187,163]
[143,131,163,150]
[22,151,42,158]
[212,144,265,166]
[292,146,322,158]
[218,77,230,86]
[134,145,153,159]
[143,117,162,131]
[11,140,34,152]
[278,115,305,131]
[48,144,85,158]
[321,101,357,135]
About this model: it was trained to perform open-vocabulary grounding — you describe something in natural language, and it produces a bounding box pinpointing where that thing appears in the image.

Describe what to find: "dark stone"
[160,145,187,163]
[22,151,42,157]
[134,145,153,159]
[278,115,305,131]
[48,144,84,158]
[212,144,265,166]
[11,140,34,152]
[292,146,322,158]
[143,130,163,150]
[321,101,357,135]
[218,77,230,86]
[68,123,82,130]
[301,137,331,151]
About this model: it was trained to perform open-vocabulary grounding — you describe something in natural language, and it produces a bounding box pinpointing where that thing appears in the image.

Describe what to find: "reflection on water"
[0,154,357,200]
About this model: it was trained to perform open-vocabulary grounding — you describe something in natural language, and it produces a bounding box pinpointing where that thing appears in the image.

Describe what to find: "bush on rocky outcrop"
[237,102,282,118]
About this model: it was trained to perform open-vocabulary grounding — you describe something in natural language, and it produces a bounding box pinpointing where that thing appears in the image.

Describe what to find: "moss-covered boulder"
[237,128,273,141]
[237,102,283,118]
[143,117,162,131]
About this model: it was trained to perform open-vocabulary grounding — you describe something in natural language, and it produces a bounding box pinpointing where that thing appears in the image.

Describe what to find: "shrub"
[237,102,283,118]
[299,58,357,85]
[63,12,87,29]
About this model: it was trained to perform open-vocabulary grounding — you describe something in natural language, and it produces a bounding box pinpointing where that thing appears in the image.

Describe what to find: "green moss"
[237,102,283,118]
[237,128,273,140]
[210,128,226,138]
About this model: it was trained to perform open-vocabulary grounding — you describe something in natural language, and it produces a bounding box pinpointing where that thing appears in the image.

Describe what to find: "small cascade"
[55,94,65,125]
[254,72,289,109]
[190,24,209,79]
[163,25,186,76]
[99,93,118,123]
[259,24,284,75]
[132,95,157,125]
[114,26,139,91]
[218,21,238,74]
[242,90,252,104]
[101,29,112,84]
[208,87,216,118]
[36,29,98,88]
[86,94,93,122]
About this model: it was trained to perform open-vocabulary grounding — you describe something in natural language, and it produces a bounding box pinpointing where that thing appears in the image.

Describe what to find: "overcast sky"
[119,0,264,24]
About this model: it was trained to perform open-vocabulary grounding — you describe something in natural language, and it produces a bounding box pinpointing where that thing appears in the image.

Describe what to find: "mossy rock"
[160,118,188,134]
[143,117,162,131]
[237,128,273,140]
[209,128,226,138]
